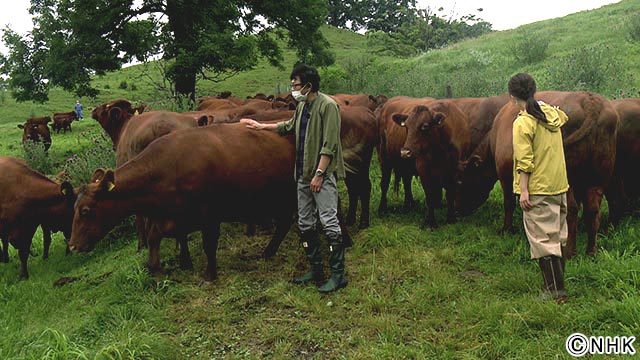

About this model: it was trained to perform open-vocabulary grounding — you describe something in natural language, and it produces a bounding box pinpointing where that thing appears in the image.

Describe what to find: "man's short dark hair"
[290,64,320,92]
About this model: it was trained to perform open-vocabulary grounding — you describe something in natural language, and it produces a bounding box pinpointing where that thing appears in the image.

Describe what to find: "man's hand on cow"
[519,191,533,212]
[310,175,324,193]
[240,118,262,130]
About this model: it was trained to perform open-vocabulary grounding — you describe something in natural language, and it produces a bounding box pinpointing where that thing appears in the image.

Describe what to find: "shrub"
[118,80,128,90]
[319,65,348,94]
[22,139,54,175]
[627,14,640,42]
[511,33,549,64]
[61,129,116,187]
[541,44,623,93]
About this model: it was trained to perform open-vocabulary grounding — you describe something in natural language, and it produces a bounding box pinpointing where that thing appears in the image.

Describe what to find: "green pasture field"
[1,1,640,358]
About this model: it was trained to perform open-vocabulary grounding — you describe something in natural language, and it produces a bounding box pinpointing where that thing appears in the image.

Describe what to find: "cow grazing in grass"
[393,100,470,228]
[69,123,298,281]
[18,117,52,152]
[457,91,618,258]
[0,157,75,279]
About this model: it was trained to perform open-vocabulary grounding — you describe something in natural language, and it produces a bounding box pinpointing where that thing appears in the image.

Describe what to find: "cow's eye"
[420,123,429,132]
[80,207,90,216]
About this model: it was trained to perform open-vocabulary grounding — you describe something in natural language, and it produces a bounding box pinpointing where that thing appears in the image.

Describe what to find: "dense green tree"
[1,0,334,102]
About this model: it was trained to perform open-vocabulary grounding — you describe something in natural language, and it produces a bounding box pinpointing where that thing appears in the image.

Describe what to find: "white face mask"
[291,84,310,102]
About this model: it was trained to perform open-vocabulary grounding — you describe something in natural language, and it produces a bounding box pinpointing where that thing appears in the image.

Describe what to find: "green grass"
[2,1,640,358]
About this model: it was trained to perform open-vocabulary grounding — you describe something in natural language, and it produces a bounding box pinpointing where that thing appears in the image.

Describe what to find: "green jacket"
[513,102,570,195]
[277,92,345,182]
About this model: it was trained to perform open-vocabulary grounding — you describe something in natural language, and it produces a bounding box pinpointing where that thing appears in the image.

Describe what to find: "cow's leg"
[401,169,414,212]
[1,237,9,263]
[566,188,579,259]
[18,244,30,280]
[135,216,147,251]
[359,172,372,229]
[417,171,437,229]
[604,174,627,230]
[177,234,193,270]
[344,173,358,226]
[445,182,457,224]
[42,226,52,260]
[499,177,515,234]
[146,223,163,275]
[378,161,392,216]
[584,187,604,257]
[263,213,294,258]
[336,194,352,248]
[201,222,221,281]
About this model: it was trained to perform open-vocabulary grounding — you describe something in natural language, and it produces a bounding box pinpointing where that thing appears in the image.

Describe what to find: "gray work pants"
[297,175,341,239]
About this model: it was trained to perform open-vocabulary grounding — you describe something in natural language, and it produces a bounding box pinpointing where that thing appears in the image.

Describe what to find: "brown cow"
[115,110,210,268]
[91,99,146,146]
[69,123,298,281]
[392,100,470,228]
[0,157,75,279]
[377,96,434,215]
[332,93,388,112]
[606,98,640,224]
[18,117,52,151]
[340,106,378,228]
[52,113,76,134]
[458,91,618,259]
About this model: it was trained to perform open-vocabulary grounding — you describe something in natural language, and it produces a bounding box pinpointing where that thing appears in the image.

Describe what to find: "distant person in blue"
[75,99,83,120]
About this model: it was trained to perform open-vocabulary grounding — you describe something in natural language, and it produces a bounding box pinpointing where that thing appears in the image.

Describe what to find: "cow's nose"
[401,148,412,158]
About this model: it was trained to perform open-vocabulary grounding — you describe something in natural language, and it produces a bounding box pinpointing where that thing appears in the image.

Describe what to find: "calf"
[0,157,75,279]
[393,101,470,228]
[69,123,298,281]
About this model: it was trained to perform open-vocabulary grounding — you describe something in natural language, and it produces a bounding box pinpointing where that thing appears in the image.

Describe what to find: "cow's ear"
[60,181,74,198]
[108,107,123,123]
[99,169,116,192]
[197,115,210,127]
[17,124,24,129]
[392,113,409,127]
[469,154,483,168]
[432,112,445,126]
[91,168,107,183]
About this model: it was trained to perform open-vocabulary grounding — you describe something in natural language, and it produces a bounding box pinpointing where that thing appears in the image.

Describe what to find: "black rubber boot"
[538,256,568,304]
[318,235,348,293]
[292,230,324,286]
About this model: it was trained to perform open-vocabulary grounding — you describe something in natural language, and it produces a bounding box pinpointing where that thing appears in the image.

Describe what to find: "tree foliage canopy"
[1,0,335,102]
[326,0,492,57]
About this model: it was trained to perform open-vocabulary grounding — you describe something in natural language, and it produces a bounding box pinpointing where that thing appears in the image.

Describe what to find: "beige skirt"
[523,193,568,259]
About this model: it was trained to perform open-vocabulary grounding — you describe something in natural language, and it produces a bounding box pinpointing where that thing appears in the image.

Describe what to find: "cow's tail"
[563,93,602,147]
[393,168,400,195]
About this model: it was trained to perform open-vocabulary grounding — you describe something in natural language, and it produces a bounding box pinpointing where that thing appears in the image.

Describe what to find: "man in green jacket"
[241,64,347,293]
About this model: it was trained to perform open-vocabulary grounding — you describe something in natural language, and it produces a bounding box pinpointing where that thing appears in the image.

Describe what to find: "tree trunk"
[166,0,197,102]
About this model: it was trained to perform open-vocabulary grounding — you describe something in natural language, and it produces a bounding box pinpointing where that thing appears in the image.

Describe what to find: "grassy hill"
[1,1,640,358]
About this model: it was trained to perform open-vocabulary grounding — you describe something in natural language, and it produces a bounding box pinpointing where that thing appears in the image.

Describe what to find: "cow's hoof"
[359,221,370,229]
[202,271,217,282]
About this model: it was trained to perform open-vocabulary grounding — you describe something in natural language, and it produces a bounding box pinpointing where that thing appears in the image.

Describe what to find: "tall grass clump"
[22,139,54,175]
[31,328,89,360]
[511,33,549,64]
[626,13,640,42]
[61,129,116,186]
[541,44,624,93]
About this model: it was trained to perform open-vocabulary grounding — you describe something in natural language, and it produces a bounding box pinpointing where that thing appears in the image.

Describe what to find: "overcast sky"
[0,0,621,55]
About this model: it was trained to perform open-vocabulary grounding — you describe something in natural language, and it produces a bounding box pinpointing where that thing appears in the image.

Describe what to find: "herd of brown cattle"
[2,90,639,280]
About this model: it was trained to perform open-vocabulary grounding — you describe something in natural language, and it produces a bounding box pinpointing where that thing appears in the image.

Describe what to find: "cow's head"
[57,181,78,236]
[392,105,445,158]
[19,122,52,151]
[69,168,124,252]
[454,139,497,215]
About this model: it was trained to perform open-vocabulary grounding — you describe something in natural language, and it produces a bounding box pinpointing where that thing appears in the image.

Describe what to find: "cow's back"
[116,111,200,166]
